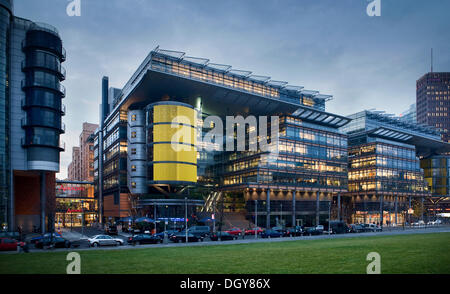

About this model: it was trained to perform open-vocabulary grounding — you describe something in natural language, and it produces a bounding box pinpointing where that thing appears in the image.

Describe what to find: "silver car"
[88,235,123,247]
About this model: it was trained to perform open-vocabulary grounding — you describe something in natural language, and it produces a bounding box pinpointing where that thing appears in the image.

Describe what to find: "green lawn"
[1,233,450,274]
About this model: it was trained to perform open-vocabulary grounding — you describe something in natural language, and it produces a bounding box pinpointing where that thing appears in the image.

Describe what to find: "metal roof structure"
[292,107,351,128]
[106,46,336,123]
[151,47,333,103]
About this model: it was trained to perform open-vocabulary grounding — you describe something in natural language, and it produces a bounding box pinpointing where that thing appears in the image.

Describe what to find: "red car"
[225,227,242,236]
[244,227,263,235]
[0,238,26,251]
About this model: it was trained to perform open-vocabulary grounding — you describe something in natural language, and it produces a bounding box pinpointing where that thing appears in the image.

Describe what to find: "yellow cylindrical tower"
[147,101,197,184]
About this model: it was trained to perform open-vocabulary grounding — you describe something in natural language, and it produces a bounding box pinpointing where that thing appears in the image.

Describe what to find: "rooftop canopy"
[106,46,335,123]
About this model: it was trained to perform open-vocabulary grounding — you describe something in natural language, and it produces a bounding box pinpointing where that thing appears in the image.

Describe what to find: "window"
[131,115,136,121]
[131,165,136,172]
[131,131,136,138]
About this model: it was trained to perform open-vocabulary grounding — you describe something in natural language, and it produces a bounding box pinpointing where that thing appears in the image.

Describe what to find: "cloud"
[14,0,450,179]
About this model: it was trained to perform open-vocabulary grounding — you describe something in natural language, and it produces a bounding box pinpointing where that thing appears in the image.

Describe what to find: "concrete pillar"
[421,196,424,221]
[9,172,14,232]
[379,195,384,227]
[337,193,341,221]
[292,191,296,227]
[266,189,271,229]
[394,195,398,225]
[316,191,320,226]
[40,172,46,234]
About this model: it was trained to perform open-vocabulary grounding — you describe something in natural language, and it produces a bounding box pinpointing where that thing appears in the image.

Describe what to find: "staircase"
[221,212,254,230]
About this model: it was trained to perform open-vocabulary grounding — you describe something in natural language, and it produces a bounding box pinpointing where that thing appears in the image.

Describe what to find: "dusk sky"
[14,0,450,179]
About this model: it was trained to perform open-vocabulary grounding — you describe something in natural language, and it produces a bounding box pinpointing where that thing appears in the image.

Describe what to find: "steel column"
[266,189,271,228]
[40,172,46,234]
[292,191,296,227]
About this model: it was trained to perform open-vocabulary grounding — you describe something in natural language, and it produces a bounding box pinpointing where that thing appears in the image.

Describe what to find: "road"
[3,225,449,254]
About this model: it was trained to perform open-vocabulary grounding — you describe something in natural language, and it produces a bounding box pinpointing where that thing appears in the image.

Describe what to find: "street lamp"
[255,199,258,239]
[185,197,188,243]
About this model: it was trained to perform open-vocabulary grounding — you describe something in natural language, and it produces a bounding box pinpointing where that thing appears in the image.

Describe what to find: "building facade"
[94,47,350,228]
[340,110,450,226]
[0,0,66,232]
[67,122,98,181]
[417,72,450,143]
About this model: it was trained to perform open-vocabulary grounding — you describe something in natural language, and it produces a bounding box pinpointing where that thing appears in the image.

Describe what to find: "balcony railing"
[21,60,66,80]
[21,137,66,151]
[21,79,66,97]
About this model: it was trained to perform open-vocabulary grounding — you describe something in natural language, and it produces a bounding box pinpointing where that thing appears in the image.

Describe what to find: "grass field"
[1,232,450,274]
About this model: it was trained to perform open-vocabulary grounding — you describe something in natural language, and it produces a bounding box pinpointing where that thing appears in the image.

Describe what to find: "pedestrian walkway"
[60,228,90,240]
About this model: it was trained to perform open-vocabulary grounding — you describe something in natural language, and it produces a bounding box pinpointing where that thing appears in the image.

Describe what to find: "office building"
[417,72,450,143]
[94,47,350,228]
[340,110,450,225]
[0,0,66,232]
[67,122,98,181]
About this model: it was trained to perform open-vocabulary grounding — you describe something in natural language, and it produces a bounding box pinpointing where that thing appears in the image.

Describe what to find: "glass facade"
[342,111,434,226]
[21,25,66,165]
[421,156,450,196]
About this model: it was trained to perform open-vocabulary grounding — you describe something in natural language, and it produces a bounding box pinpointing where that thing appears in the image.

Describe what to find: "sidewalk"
[60,228,90,240]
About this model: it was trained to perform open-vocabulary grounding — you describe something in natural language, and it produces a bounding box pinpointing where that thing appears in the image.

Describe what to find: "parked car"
[329,221,348,234]
[261,229,282,238]
[348,224,364,233]
[128,234,161,245]
[284,226,304,237]
[315,225,324,233]
[106,225,118,235]
[363,224,382,232]
[188,226,211,238]
[88,235,123,247]
[225,227,242,236]
[30,232,62,244]
[304,227,322,236]
[154,230,178,241]
[244,227,263,235]
[169,231,203,243]
[0,237,27,251]
[272,226,288,236]
[35,236,71,249]
[210,231,237,241]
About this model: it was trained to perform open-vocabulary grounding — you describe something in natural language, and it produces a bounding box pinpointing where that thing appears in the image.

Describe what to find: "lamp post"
[184,197,188,243]
[328,199,331,235]
[255,199,258,239]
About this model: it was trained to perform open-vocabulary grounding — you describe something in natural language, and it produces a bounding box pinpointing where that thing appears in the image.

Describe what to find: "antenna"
[431,48,433,73]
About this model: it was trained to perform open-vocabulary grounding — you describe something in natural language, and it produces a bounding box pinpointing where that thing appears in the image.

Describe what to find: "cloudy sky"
[14,0,450,179]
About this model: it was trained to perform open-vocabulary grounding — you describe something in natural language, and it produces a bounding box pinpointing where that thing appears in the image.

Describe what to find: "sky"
[13,0,450,179]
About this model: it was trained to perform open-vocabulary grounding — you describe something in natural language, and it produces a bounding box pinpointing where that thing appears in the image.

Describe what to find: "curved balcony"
[21,117,66,134]
[29,22,60,37]
[22,35,66,62]
[21,137,65,151]
[21,60,66,81]
[21,79,66,97]
[21,98,66,115]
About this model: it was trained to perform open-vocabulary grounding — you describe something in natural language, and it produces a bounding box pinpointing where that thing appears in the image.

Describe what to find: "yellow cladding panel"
[154,105,196,126]
[153,163,197,182]
[154,143,197,164]
[153,124,197,145]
